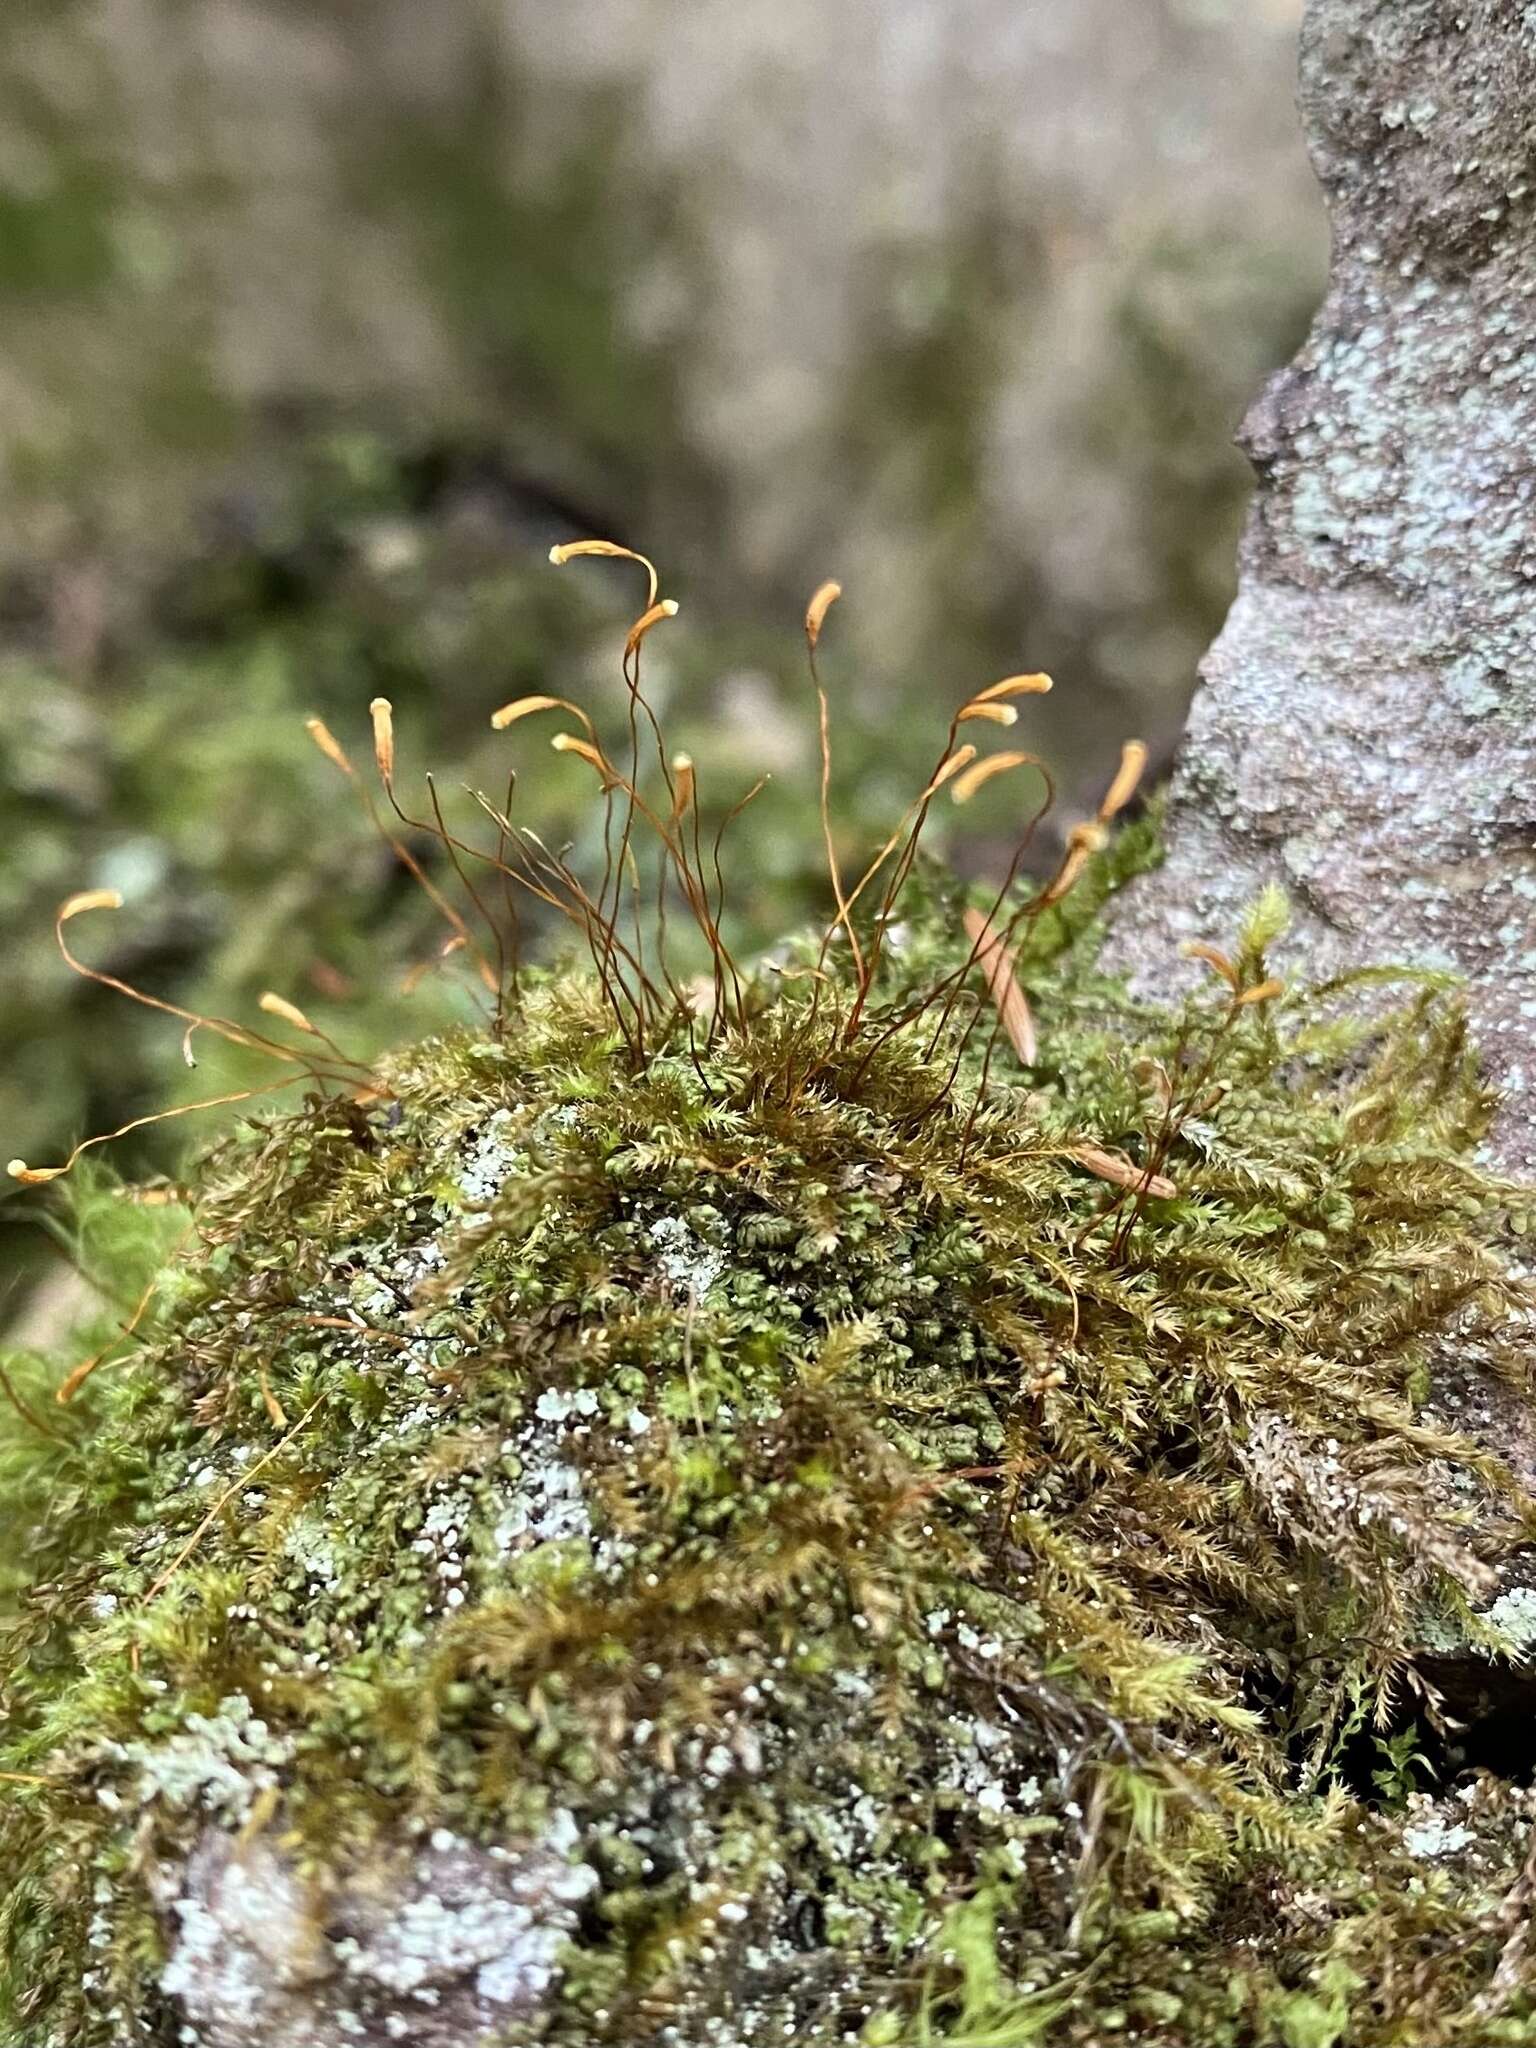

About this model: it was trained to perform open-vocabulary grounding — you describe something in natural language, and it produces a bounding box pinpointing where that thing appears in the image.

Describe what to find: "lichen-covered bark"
[1111,0,1536,1175]
[154,1826,597,2048]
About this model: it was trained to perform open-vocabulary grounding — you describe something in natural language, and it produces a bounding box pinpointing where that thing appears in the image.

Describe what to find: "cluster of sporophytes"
[5,545,1536,2048]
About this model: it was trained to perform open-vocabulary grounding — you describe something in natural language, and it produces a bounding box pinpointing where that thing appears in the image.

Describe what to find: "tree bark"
[1110,0,1536,1180]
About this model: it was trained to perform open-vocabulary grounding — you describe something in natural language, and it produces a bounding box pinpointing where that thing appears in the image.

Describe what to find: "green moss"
[4,814,1536,2044]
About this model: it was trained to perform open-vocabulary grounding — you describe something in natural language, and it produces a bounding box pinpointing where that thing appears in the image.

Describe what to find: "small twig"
[143,1394,325,1605]
[285,1314,409,1348]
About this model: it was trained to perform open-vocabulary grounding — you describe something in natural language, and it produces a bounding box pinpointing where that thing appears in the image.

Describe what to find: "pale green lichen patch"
[5,846,1536,2045]
[1486,1583,1536,1654]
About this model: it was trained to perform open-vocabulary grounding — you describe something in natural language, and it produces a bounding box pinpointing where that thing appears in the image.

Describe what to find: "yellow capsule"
[969,672,1053,705]
[369,697,395,786]
[548,538,659,609]
[1097,740,1149,823]
[804,579,842,649]
[259,991,317,1036]
[58,888,123,923]
[951,751,1034,804]
[624,597,680,656]
[304,716,354,777]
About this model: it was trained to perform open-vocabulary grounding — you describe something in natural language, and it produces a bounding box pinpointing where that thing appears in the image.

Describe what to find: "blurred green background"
[0,0,1325,1319]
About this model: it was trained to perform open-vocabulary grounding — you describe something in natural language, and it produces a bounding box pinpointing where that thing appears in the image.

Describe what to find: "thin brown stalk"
[143,1395,326,1604]
[709,776,770,1037]
[836,747,979,1044]
[425,773,508,1025]
[544,542,679,1045]
[9,1074,310,1188]
[356,736,503,1003]
[512,822,666,1040]
[894,992,985,1126]
[333,762,500,1003]
[494,769,523,1002]
[52,893,308,1070]
[802,585,864,997]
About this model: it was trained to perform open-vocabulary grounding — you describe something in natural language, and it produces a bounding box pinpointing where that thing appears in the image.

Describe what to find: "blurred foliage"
[1,430,1073,1307]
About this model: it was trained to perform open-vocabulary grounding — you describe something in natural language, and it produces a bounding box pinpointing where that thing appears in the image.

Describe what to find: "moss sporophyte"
[5,544,1536,2046]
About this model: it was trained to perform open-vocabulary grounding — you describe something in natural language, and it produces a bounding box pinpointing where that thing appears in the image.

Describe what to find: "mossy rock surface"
[5,856,1536,2046]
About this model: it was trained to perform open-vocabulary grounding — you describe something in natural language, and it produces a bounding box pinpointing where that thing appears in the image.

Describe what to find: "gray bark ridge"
[1111,0,1536,1173]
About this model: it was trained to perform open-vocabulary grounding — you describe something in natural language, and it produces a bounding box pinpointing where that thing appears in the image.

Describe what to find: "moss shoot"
[4,553,1536,2047]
